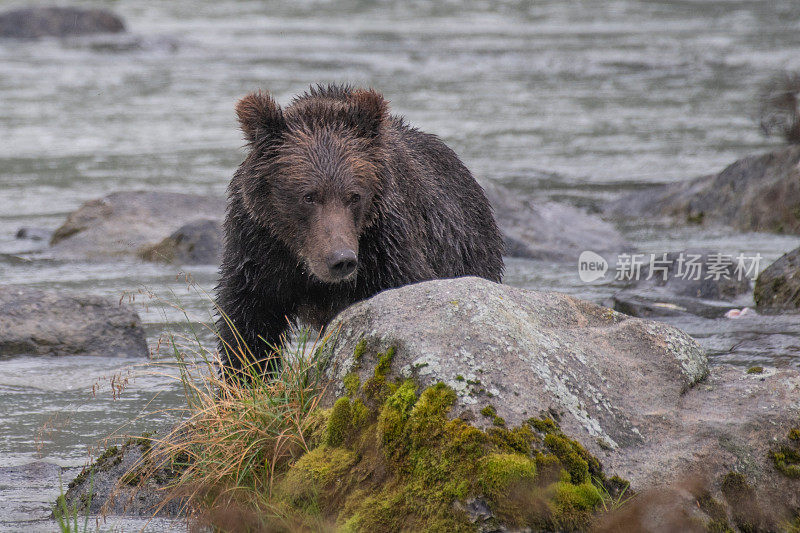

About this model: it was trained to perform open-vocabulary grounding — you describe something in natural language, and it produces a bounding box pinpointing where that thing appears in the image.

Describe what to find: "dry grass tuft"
[118,281,334,530]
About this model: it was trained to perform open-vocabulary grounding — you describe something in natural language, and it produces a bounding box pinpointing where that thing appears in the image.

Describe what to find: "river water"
[1,0,799,530]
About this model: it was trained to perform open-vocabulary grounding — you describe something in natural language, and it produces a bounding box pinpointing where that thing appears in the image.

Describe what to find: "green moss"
[697,490,728,527]
[378,380,417,454]
[488,425,534,455]
[281,446,358,504]
[544,433,590,484]
[97,445,119,463]
[552,481,601,510]
[746,366,764,374]
[455,375,465,382]
[479,453,537,501]
[260,361,619,531]
[687,211,705,225]
[343,373,360,398]
[721,472,749,498]
[375,347,396,376]
[326,397,353,447]
[527,417,559,434]
[406,382,457,451]
[706,519,735,533]
[770,429,800,478]
[350,399,369,431]
[533,453,564,484]
[493,416,506,427]
[720,471,767,533]
[481,405,496,418]
[771,446,800,478]
[353,339,367,362]
[362,347,397,402]
[68,445,121,489]
[785,515,800,533]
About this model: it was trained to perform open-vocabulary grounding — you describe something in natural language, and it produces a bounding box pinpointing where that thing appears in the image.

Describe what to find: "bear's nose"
[326,249,358,279]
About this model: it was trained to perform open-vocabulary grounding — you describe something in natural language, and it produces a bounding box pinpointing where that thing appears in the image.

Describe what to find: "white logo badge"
[578,251,608,283]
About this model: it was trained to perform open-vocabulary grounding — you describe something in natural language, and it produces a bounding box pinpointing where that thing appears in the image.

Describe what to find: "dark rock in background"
[0,6,125,39]
[0,286,148,358]
[485,183,629,261]
[608,145,800,235]
[49,191,225,260]
[138,218,222,265]
[754,246,800,311]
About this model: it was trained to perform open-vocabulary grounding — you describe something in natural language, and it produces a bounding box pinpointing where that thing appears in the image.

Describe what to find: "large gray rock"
[0,6,125,39]
[484,183,629,260]
[323,277,707,454]
[608,145,800,235]
[321,278,800,509]
[754,246,800,311]
[0,286,147,357]
[50,191,225,260]
[138,218,223,265]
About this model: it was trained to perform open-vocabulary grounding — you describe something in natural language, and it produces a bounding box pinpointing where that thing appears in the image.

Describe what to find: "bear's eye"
[348,193,361,205]
[303,193,316,204]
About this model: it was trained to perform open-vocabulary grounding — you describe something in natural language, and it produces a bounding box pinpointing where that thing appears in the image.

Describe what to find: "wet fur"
[216,85,504,376]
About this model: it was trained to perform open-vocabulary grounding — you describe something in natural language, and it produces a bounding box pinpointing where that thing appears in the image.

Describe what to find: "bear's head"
[234,86,388,284]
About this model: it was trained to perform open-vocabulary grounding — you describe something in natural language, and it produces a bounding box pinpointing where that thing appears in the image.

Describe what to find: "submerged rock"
[611,250,753,319]
[49,191,224,260]
[608,145,800,235]
[138,218,222,265]
[15,226,52,242]
[0,6,125,39]
[0,285,147,357]
[59,437,185,518]
[484,183,629,261]
[754,246,800,311]
[321,278,800,521]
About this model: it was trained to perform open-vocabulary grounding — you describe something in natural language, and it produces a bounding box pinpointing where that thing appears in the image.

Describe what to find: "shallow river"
[1,0,799,530]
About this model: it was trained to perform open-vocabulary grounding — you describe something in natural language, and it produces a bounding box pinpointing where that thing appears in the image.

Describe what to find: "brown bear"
[216,84,504,378]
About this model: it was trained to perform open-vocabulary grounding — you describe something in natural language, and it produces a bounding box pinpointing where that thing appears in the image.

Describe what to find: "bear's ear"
[235,91,285,144]
[348,88,389,139]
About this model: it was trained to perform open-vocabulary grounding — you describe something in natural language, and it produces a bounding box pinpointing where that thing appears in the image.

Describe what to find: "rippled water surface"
[1,0,800,529]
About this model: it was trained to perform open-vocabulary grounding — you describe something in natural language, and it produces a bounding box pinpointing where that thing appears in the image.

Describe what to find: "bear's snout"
[325,248,358,280]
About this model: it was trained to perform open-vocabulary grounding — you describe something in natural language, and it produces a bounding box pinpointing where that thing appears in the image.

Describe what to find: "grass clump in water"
[133,308,334,530]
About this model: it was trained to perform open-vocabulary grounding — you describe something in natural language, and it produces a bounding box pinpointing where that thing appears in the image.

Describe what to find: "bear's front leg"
[215,268,295,381]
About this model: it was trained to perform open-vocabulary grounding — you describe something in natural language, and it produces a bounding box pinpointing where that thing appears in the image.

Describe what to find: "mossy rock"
[754,246,800,310]
[266,345,627,531]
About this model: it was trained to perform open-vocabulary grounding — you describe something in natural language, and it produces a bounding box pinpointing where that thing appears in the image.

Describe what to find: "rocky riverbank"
[62,278,800,531]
